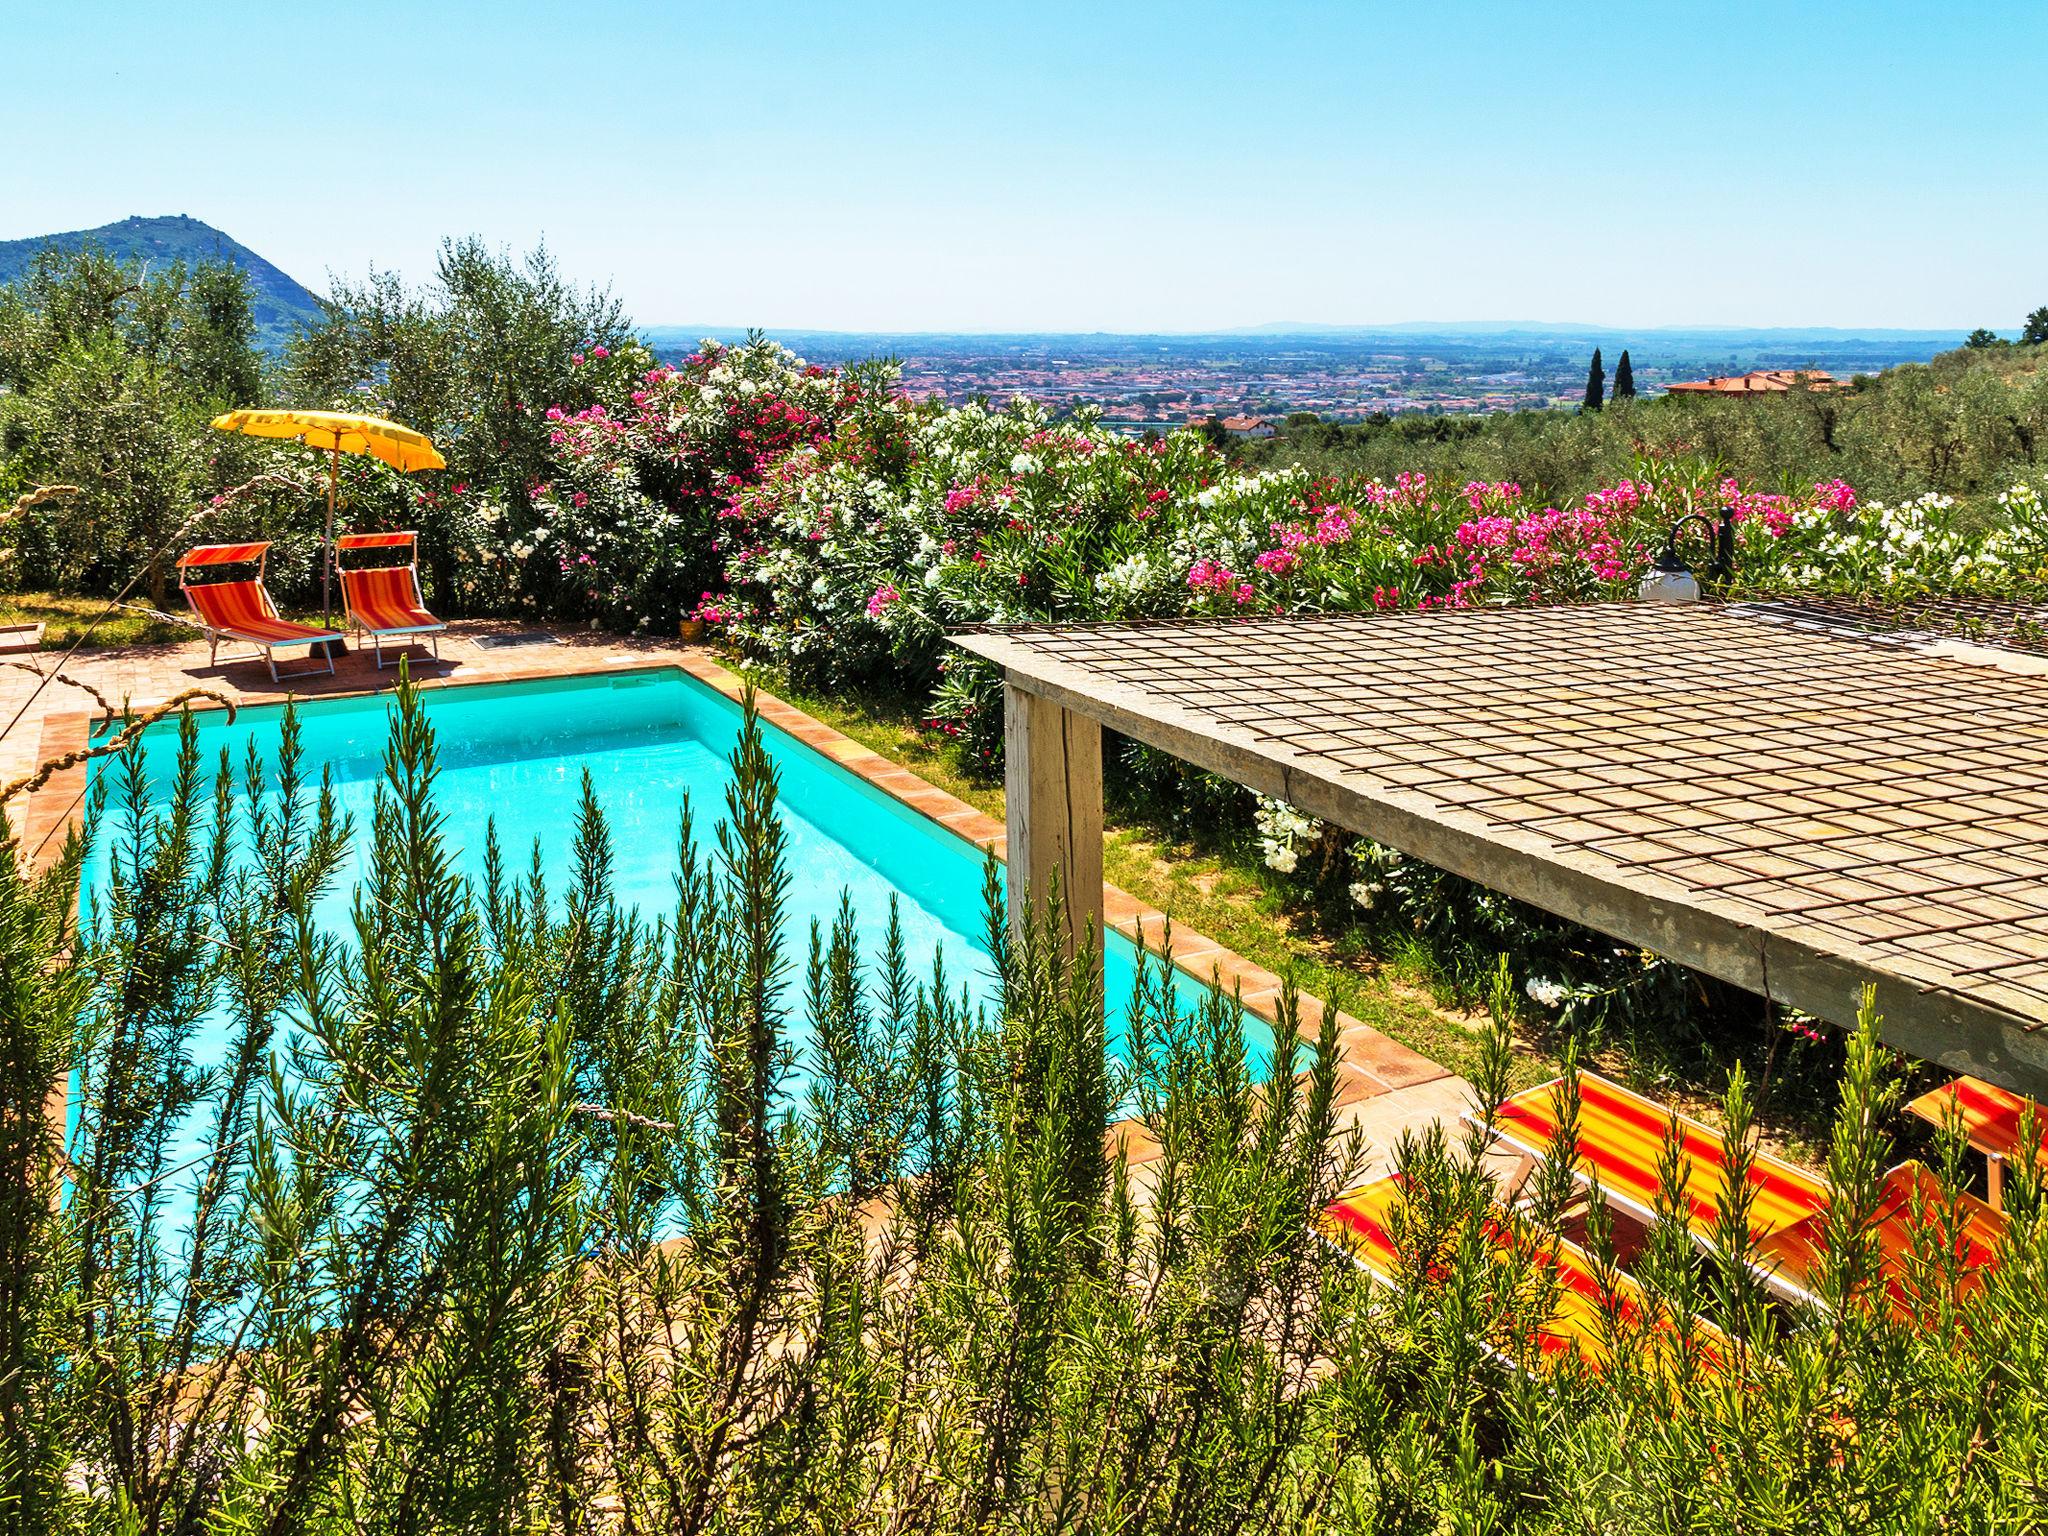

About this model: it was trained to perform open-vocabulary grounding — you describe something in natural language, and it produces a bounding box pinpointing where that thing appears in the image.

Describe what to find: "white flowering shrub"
[1752,487,2040,592]
[1253,796,1321,875]
[413,337,852,630]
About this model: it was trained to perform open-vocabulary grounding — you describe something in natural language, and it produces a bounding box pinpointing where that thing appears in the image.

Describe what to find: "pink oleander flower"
[1310,507,1355,545]
[1721,481,1799,537]
[592,345,609,359]
[1461,479,1524,511]
[571,353,584,366]
[1365,472,1431,511]
[1253,548,1298,575]
[866,583,901,618]
[1814,478,1858,513]
[1233,582,1255,605]
[1581,479,1645,517]
[1187,557,1237,593]
[1456,516,1513,550]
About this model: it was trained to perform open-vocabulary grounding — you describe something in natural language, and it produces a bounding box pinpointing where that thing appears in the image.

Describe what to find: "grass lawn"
[0,590,342,653]
[0,591,195,649]
[750,665,1553,1090]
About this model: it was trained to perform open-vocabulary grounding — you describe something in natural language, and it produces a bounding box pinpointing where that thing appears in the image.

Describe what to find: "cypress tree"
[1612,349,1636,401]
[1583,347,1605,411]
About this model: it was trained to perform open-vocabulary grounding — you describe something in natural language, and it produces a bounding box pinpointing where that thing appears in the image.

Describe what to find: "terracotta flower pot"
[678,619,707,642]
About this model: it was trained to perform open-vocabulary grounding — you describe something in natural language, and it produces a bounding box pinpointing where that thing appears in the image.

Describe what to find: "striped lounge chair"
[1323,1172,1726,1376]
[1753,1160,2006,1326]
[335,531,445,669]
[179,542,340,683]
[1487,1072,1832,1306]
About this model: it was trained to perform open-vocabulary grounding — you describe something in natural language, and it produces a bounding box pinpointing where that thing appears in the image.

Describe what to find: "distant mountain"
[0,214,324,346]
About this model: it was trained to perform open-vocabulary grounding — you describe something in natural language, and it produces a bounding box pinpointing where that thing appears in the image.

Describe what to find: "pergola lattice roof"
[954,603,2048,1095]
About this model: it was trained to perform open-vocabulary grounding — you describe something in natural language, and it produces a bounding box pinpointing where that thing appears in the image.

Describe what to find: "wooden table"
[1905,1076,2048,1211]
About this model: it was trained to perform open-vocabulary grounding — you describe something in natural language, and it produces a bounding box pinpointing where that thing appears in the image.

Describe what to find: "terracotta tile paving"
[3,620,1467,1154]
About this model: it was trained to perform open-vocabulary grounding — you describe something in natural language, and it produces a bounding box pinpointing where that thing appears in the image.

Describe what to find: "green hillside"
[0,213,323,346]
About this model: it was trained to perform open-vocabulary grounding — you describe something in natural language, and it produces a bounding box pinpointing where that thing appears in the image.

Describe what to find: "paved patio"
[3,619,1472,1173]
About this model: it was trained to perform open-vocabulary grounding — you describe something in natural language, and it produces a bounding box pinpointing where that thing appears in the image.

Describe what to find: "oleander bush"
[3,683,2045,1534]
[697,391,2047,757]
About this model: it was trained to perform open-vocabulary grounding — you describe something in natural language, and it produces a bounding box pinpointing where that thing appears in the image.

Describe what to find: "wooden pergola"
[952,603,2048,1097]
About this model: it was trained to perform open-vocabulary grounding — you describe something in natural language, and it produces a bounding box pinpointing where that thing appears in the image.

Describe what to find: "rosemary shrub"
[2,680,2042,1533]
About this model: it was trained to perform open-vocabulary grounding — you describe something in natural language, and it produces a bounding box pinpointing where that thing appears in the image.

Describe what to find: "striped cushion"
[341,565,440,632]
[1324,1173,1725,1374]
[1494,1073,1830,1245]
[185,581,331,645]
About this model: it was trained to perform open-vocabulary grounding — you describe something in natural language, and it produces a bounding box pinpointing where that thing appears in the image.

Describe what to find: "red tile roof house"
[1664,368,1841,397]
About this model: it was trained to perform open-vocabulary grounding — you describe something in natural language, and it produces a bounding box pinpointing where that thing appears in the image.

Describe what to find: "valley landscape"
[651,322,1969,423]
[3,217,1973,427]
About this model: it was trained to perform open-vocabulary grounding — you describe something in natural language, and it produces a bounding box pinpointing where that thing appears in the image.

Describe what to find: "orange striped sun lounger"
[1323,1172,1726,1376]
[1752,1160,2007,1326]
[335,531,444,669]
[1905,1075,2046,1210]
[179,542,339,683]
[1487,1073,1832,1306]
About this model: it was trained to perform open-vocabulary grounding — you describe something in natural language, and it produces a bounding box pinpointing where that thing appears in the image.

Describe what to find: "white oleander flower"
[1525,977,1570,1009]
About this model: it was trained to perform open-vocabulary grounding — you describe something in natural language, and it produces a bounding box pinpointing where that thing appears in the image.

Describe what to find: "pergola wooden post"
[1004,681,1104,965]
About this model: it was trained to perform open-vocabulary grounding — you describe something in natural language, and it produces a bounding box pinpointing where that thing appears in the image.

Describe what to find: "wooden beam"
[1004,680,1103,965]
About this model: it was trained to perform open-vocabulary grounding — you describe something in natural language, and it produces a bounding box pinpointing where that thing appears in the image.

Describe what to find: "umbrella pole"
[323,445,337,628]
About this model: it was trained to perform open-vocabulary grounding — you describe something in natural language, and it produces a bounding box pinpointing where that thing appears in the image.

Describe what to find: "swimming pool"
[82,667,1254,1077]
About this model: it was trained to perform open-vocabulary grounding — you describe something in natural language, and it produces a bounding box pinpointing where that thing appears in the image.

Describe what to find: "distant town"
[646,325,1969,431]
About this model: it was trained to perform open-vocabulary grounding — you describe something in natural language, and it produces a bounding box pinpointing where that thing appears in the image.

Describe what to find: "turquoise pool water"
[82,668,1253,1088]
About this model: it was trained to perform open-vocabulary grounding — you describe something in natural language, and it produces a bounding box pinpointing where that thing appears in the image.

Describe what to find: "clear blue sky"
[5,1,2042,332]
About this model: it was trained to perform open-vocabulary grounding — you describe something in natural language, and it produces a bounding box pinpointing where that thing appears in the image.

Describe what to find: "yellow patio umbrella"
[210,409,446,628]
